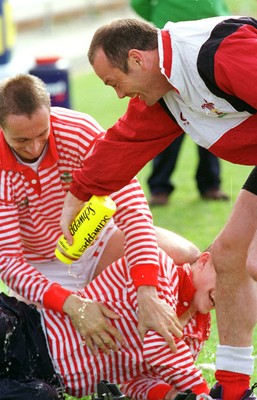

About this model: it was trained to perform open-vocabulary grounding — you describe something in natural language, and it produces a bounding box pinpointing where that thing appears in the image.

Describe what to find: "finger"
[167,317,183,338]
[170,323,183,339]
[100,332,118,352]
[82,336,98,356]
[91,333,110,355]
[161,333,177,353]
[137,323,147,342]
[100,303,121,319]
[65,230,73,246]
[106,324,127,347]
[170,314,183,332]
[60,221,73,245]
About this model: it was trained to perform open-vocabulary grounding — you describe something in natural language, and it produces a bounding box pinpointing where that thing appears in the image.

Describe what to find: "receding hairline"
[88,18,158,68]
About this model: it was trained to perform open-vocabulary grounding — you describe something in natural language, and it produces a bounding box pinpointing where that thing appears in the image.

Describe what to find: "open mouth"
[209,290,215,308]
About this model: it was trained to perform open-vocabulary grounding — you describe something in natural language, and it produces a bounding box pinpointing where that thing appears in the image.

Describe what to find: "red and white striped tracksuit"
[0,107,159,309]
[41,249,210,399]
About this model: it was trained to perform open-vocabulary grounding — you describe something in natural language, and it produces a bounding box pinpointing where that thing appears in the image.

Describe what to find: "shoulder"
[50,107,104,135]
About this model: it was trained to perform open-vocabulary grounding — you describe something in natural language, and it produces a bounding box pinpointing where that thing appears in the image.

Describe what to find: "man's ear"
[198,251,211,268]
[128,49,145,68]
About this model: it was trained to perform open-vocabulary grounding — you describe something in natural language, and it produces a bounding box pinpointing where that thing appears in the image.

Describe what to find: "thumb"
[137,321,147,342]
[64,229,74,246]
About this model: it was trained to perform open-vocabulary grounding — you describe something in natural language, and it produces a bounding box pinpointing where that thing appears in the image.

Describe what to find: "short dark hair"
[0,74,50,128]
[88,18,158,73]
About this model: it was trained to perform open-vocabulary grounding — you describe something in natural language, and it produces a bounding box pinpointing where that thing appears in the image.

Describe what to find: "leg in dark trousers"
[147,134,185,204]
[0,379,59,400]
[196,145,221,194]
[148,135,228,205]
[0,293,64,400]
[196,146,228,200]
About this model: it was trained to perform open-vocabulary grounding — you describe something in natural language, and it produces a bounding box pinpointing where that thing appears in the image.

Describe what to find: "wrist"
[43,283,73,313]
[137,285,158,297]
[62,294,92,315]
[69,182,91,202]
[130,263,159,289]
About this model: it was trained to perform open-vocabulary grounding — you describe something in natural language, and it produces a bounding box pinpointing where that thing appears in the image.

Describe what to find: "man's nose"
[115,87,126,99]
[26,140,42,155]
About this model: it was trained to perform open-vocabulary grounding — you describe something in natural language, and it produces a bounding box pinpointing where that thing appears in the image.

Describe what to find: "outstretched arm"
[60,97,182,238]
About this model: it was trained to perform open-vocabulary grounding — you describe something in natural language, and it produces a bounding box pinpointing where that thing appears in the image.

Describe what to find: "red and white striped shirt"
[41,249,210,399]
[0,107,159,308]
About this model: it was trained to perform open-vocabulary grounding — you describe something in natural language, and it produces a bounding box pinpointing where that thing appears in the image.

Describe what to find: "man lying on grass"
[0,248,215,400]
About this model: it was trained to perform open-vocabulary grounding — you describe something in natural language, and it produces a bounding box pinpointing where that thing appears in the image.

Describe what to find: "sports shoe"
[91,380,125,399]
[173,392,213,399]
[174,390,197,399]
[209,382,257,399]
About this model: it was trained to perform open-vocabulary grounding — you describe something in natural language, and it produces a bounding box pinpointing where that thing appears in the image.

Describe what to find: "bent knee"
[246,255,257,281]
[211,236,241,274]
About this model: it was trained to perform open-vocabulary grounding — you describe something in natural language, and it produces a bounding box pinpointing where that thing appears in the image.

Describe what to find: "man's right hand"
[60,191,85,245]
[63,294,127,355]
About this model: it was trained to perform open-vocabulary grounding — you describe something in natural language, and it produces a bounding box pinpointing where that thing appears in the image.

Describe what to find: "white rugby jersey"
[69,17,257,203]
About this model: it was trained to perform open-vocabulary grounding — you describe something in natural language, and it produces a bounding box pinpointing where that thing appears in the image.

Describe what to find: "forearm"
[111,177,160,286]
[70,97,181,201]
[0,255,53,304]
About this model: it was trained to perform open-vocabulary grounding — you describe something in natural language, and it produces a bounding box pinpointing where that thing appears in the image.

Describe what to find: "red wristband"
[130,264,159,289]
[43,283,73,313]
[148,383,172,400]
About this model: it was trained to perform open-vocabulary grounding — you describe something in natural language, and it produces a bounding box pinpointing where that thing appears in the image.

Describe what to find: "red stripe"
[161,30,172,78]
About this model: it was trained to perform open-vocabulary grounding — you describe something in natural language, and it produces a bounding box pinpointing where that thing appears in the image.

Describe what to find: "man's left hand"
[136,286,183,352]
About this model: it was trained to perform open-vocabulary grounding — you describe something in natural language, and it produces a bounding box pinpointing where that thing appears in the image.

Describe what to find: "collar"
[159,29,173,79]
[0,120,59,172]
[177,263,196,317]
[177,263,211,342]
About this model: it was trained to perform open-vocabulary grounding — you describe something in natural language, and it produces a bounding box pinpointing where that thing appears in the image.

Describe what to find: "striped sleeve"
[110,177,160,287]
[142,333,208,393]
[0,172,53,303]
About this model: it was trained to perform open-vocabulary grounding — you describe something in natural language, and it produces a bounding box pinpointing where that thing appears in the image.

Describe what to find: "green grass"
[69,71,257,397]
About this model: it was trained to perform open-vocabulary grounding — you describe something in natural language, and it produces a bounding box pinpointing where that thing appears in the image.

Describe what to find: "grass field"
[67,69,257,399]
